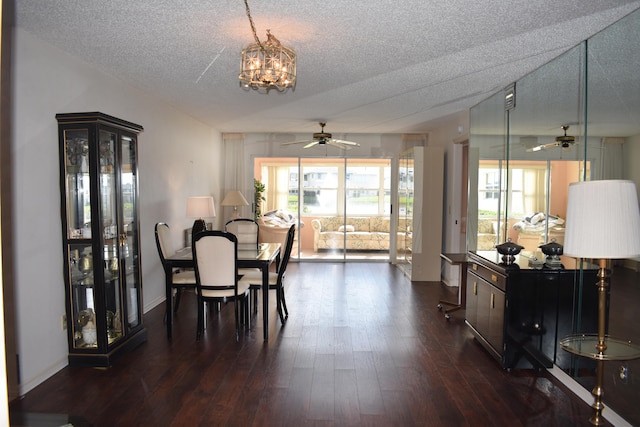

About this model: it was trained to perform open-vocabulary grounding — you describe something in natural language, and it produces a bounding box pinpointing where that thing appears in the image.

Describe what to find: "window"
[346,166,390,214]
[301,166,339,214]
[478,161,548,218]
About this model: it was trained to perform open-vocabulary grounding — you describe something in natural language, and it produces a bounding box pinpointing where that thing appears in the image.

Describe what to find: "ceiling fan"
[281,122,360,150]
[527,125,576,152]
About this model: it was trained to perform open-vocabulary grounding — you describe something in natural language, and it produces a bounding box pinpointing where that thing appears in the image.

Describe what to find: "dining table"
[164,242,281,341]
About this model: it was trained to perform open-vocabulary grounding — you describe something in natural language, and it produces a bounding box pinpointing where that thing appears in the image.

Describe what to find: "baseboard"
[548,365,632,427]
[16,295,164,398]
[143,294,166,314]
[18,357,68,397]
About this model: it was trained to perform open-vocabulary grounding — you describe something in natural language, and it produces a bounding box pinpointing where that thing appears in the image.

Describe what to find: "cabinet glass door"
[396,150,414,272]
[64,129,97,349]
[120,134,141,330]
[98,129,123,344]
[64,130,91,238]
[68,243,96,348]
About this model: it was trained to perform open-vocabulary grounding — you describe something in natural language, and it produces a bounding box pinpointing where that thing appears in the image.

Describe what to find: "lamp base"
[192,219,206,236]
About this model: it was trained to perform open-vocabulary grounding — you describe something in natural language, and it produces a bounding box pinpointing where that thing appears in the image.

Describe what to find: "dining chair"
[225,218,259,251]
[225,218,262,279]
[155,222,196,315]
[192,230,251,341]
[241,224,295,323]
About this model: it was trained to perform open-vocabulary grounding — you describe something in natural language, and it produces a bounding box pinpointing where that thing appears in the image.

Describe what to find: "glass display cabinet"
[396,149,414,275]
[395,146,444,281]
[57,112,147,366]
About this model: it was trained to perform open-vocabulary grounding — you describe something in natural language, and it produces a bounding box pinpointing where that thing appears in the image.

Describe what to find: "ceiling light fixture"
[239,0,296,93]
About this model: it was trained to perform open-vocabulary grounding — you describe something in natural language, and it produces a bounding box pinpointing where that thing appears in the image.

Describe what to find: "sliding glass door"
[255,157,391,261]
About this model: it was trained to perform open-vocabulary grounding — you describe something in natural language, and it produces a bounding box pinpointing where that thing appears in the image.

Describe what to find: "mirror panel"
[468,8,640,425]
[586,9,640,424]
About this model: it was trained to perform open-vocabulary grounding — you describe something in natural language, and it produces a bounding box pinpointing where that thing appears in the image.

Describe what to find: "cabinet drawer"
[467,261,506,292]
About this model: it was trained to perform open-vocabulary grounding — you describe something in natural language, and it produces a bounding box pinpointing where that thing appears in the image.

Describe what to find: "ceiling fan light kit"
[239,0,296,93]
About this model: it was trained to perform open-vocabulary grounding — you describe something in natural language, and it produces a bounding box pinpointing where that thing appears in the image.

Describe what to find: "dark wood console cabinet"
[466,251,601,370]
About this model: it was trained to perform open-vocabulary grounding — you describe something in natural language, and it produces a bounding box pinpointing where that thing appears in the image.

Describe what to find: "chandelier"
[239,0,296,93]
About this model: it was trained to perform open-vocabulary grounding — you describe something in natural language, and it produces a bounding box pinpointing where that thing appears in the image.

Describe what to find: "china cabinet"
[57,112,147,366]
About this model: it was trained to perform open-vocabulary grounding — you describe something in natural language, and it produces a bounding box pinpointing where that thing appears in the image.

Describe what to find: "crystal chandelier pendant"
[239,30,296,93]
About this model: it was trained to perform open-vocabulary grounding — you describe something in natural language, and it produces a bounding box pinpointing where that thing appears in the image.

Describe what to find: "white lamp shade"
[563,180,640,259]
[186,196,216,218]
[221,191,249,207]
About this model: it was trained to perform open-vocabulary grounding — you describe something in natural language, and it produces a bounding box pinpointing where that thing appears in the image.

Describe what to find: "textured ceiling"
[15,0,640,135]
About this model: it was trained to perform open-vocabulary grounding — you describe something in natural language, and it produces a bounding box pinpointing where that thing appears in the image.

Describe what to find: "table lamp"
[186,196,215,235]
[221,190,249,219]
[561,180,640,426]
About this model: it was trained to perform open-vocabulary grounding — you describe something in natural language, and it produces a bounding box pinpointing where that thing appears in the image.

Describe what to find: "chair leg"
[234,300,239,341]
[251,289,259,314]
[280,286,289,319]
[203,301,207,330]
[173,288,183,313]
[244,295,250,329]
[276,284,285,324]
[196,299,204,341]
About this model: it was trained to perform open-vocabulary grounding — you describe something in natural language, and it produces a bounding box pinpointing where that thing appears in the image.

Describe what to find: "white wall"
[422,113,470,286]
[11,28,223,394]
[424,113,470,253]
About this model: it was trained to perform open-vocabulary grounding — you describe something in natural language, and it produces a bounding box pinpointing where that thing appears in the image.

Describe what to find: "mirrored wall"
[469,8,640,425]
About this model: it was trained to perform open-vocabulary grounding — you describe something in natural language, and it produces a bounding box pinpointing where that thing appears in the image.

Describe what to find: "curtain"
[600,137,625,180]
[222,134,249,219]
[522,168,547,214]
[263,165,291,213]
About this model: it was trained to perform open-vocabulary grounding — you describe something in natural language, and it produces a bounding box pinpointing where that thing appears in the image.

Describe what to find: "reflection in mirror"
[469,90,505,252]
[469,7,640,425]
[587,9,640,425]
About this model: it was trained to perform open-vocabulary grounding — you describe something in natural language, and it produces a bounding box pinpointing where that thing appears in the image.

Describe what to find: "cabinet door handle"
[473,281,477,295]
[491,292,495,309]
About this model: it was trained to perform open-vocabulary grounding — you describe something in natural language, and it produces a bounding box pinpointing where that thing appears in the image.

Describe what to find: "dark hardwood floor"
[10,262,602,426]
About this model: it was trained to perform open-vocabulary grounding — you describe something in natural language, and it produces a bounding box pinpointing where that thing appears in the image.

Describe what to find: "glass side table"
[560,334,640,425]
[560,334,640,360]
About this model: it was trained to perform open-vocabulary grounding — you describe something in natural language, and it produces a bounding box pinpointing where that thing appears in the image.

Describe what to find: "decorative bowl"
[496,238,524,256]
[539,239,563,256]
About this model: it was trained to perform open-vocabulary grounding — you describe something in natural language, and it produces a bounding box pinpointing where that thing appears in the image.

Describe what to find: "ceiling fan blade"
[332,138,360,146]
[303,141,320,149]
[281,123,360,150]
[527,141,561,152]
[327,140,352,150]
[281,139,312,146]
